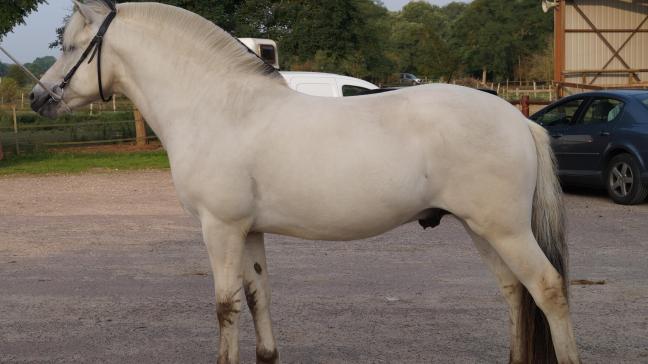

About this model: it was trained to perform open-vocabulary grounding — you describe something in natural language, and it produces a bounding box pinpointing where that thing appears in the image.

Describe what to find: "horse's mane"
[66,1,282,81]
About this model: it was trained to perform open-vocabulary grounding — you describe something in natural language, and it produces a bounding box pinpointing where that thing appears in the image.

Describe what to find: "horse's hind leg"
[201,217,248,364]
[471,226,579,364]
[465,228,525,363]
[242,233,279,364]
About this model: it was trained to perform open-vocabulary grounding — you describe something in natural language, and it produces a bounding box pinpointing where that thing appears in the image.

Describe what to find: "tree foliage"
[451,0,552,80]
[48,0,553,83]
[6,65,31,87]
[25,56,56,77]
[0,77,20,105]
[0,0,48,38]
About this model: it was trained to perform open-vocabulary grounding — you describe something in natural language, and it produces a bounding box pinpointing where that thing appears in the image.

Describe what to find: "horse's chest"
[172,169,256,221]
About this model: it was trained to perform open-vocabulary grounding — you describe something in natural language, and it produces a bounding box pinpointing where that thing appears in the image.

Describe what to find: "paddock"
[0,170,646,363]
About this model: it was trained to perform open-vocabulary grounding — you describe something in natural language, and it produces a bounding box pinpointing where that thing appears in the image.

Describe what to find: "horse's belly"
[251,185,431,240]
[252,208,417,240]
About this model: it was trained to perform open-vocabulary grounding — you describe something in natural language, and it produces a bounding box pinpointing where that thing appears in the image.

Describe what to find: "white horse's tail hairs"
[522,121,569,364]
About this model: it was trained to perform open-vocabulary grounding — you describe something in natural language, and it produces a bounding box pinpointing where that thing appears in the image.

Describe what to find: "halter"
[54,0,117,104]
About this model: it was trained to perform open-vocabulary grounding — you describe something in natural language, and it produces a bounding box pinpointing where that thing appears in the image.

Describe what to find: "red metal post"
[521,95,530,117]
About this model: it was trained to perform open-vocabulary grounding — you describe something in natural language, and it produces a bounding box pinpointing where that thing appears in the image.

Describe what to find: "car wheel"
[605,154,648,205]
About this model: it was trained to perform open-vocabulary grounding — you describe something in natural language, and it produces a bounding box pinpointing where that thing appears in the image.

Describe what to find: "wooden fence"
[0,94,149,158]
[0,85,554,159]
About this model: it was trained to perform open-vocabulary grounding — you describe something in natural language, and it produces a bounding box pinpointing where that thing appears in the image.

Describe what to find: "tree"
[276,0,393,79]
[7,65,31,87]
[0,77,19,105]
[47,0,554,83]
[0,62,7,77]
[522,36,553,81]
[25,56,56,77]
[388,2,460,81]
[0,0,48,38]
[450,0,552,81]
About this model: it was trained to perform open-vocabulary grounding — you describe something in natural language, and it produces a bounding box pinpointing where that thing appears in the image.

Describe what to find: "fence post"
[134,109,147,146]
[521,95,530,117]
[0,134,3,160]
[12,104,19,155]
[112,94,116,112]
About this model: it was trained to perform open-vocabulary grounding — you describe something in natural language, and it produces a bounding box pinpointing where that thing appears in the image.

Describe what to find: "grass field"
[0,150,169,175]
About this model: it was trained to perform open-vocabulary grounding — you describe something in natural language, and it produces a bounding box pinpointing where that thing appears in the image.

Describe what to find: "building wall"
[561,0,648,88]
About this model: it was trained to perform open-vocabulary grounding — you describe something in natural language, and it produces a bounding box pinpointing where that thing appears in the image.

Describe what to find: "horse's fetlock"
[256,347,278,364]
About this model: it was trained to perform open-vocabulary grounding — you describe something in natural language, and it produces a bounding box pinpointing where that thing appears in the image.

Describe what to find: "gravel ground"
[1,171,646,363]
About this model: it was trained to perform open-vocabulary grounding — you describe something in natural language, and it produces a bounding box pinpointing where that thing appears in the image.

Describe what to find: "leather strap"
[54,1,117,104]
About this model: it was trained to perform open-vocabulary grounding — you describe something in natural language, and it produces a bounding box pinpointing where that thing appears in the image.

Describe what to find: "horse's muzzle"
[30,84,63,118]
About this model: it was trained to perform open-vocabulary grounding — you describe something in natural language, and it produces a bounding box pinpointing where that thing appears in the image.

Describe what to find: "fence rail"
[0,115,153,156]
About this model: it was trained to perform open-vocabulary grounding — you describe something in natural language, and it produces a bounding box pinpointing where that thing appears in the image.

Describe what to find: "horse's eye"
[65,46,77,53]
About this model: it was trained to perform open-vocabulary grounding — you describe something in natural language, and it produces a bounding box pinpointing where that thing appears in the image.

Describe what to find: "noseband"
[49,0,117,104]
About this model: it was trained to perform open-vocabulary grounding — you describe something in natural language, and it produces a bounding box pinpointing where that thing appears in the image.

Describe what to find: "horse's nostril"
[29,92,35,101]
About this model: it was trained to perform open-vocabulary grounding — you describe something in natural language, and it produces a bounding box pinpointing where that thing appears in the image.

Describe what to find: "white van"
[280,71,379,97]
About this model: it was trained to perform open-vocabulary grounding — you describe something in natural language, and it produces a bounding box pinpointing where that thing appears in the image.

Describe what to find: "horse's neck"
[110,21,289,153]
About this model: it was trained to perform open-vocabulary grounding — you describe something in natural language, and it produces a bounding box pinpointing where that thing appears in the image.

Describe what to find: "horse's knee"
[217,295,242,328]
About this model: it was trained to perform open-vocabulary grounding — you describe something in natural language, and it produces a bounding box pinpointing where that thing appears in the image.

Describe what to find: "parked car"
[238,38,279,69]
[280,71,378,97]
[400,73,422,86]
[530,90,648,204]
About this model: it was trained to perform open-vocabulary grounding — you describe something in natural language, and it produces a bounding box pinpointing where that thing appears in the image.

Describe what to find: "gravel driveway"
[1,171,646,363]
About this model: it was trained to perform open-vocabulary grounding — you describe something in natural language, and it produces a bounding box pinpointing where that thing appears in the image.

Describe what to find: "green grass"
[0,150,169,175]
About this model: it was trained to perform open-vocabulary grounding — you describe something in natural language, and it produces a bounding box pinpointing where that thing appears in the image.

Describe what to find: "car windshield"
[636,94,648,110]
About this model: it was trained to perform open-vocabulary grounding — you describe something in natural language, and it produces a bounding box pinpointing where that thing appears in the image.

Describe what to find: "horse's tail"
[521,121,569,363]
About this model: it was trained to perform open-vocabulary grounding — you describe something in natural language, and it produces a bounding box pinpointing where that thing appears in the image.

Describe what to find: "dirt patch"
[1,171,647,363]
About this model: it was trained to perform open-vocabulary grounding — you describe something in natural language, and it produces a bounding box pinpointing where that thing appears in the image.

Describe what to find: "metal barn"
[549,0,648,96]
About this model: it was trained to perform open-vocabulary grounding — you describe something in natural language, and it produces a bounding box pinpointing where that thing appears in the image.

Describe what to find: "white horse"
[30,2,580,363]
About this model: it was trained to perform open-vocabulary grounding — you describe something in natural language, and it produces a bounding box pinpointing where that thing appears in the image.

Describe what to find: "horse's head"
[30,0,117,118]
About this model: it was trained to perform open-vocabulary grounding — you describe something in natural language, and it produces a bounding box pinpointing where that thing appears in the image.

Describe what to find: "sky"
[0,0,469,64]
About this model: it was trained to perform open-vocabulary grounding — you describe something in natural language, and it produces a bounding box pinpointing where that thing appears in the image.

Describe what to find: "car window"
[580,98,624,125]
[342,85,369,97]
[259,44,276,64]
[535,99,584,126]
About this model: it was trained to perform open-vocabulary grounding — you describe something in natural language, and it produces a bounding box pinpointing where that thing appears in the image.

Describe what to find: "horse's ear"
[72,0,110,25]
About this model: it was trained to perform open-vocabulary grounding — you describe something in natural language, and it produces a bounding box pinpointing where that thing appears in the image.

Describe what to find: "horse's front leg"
[243,233,279,364]
[201,216,248,364]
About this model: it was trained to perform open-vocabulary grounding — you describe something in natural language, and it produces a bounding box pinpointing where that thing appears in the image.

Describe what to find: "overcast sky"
[0,0,469,64]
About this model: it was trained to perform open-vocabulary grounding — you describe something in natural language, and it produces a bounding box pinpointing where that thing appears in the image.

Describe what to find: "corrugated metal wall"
[564,0,648,87]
